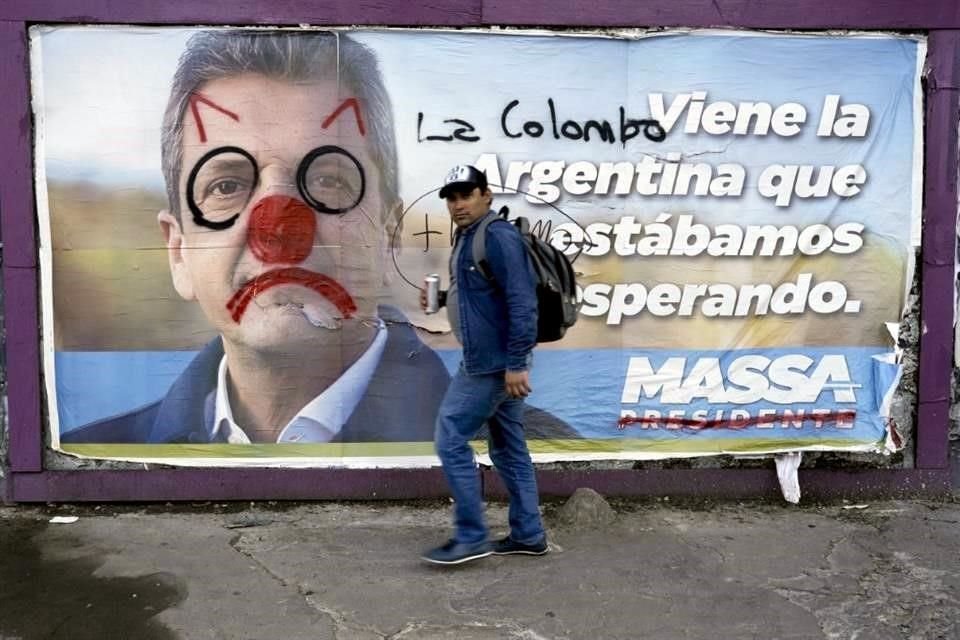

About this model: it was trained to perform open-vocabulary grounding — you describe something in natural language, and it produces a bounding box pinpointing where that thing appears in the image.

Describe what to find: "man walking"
[421,165,548,565]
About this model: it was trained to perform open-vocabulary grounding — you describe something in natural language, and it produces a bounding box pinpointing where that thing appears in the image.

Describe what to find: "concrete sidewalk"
[2,496,958,640]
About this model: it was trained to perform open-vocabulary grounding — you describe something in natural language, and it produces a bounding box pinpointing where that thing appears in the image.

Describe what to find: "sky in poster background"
[37,28,920,240]
[33,27,923,460]
[360,30,921,241]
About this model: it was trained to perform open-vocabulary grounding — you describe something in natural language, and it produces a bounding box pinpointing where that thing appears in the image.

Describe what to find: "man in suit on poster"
[64,29,576,445]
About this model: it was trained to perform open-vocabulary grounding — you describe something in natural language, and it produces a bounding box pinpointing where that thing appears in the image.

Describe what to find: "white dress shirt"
[212,321,387,443]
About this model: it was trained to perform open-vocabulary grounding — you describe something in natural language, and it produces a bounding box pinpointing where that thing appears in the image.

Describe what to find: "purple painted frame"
[1,1,956,502]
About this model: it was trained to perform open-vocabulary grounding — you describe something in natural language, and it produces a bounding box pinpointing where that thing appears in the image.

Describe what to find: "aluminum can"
[424,274,441,314]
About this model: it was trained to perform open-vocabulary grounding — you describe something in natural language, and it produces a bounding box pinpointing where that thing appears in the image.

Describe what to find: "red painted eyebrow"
[189,93,240,143]
[321,98,366,136]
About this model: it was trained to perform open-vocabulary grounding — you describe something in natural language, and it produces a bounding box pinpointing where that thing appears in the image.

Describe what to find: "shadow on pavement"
[0,518,187,640]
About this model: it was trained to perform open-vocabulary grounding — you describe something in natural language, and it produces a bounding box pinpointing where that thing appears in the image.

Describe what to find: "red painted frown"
[226,268,357,324]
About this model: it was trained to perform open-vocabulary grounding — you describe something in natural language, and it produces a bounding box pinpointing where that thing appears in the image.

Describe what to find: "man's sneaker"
[492,535,549,556]
[421,539,493,565]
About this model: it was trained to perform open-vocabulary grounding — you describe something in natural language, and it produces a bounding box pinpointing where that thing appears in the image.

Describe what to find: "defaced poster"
[31,26,922,466]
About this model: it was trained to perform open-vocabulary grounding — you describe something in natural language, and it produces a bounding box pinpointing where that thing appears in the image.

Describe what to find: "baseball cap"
[438,164,488,199]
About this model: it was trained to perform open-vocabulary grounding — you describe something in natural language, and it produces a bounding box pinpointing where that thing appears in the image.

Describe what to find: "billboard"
[31,27,922,466]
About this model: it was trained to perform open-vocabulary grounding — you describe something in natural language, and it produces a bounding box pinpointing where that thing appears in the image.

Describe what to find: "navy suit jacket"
[62,308,579,444]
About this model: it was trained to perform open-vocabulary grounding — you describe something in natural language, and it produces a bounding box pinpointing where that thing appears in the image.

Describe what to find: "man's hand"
[419,288,428,311]
[505,370,532,398]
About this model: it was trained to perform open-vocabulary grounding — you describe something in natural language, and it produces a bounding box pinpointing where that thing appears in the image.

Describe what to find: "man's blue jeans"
[435,364,545,545]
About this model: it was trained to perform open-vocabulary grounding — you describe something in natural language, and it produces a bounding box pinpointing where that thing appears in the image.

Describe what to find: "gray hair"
[161,30,399,222]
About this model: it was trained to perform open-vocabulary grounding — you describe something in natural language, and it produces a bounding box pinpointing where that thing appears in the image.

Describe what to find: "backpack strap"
[472,206,510,281]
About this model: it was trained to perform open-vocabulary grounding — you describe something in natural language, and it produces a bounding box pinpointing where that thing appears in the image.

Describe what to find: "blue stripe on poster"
[58,347,896,447]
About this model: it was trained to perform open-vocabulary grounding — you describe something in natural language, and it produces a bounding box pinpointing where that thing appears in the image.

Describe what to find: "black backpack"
[472,207,579,343]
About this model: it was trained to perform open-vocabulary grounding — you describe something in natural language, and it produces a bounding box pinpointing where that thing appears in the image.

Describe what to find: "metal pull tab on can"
[424,274,441,314]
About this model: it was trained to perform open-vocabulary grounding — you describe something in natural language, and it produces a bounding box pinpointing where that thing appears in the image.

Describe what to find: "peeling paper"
[774,452,802,504]
[884,321,900,346]
[872,353,904,452]
[49,516,79,524]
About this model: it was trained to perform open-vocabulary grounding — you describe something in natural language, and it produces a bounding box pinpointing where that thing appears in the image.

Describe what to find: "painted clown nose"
[247,195,317,264]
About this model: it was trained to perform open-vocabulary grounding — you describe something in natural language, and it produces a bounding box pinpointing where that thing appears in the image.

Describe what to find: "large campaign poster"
[31,27,921,466]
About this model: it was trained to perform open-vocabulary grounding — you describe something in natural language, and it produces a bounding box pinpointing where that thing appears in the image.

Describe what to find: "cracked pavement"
[1,498,958,639]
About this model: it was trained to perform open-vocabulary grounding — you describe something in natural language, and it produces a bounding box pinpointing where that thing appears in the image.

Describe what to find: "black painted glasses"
[186,145,366,230]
